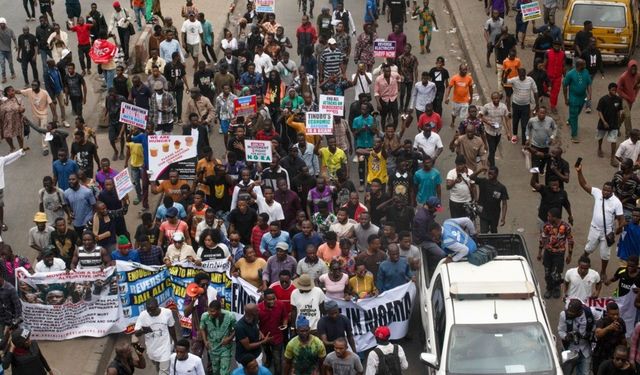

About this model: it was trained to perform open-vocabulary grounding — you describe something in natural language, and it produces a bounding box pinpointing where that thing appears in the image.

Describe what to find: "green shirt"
[281,95,304,110]
[200,310,236,353]
[284,335,327,375]
[563,68,591,106]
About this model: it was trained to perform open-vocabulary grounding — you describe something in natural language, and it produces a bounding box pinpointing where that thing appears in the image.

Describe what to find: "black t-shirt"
[164,62,186,91]
[204,175,232,212]
[18,34,37,59]
[194,69,215,99]
[227,207,258,244]
[50,229,78,267]
[389,172,411,204]
[474,177,509,220]
[388,0,406,23]
[597,94,623,130]
[384,205,414,233]
[199,245,228,261]
[574,30,593,53]
[612,267,640,296]
[537,185,571,221]
[227,136,246,161]
[532,34,553,61]
[368,192,390,226]
[317,315,353,343]
[594,317,627,358]
[494,33,517,64]
[429,67,450,93]
[134,223,160,245]
[65,73,85,98]
[334,180,356,208]
[597,360,636,375]
[544,157,570,190]
[235,317,262,361]
[71,141,98,173]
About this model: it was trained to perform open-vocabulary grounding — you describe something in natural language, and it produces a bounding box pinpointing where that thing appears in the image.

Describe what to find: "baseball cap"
[374,326,391,340]
[426,196,442,211]
[327,38,337,44]
[276,242,289,251]
[172,231,185,242]
[165,207,178,218]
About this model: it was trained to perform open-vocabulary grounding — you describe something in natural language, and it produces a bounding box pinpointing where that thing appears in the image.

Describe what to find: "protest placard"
[244,140,273,163]
[234,95,257,117]
[319,94,345,116]
[119,102,148,129]
[114,169,134,200]
[521,1,542,21]
[255,0,275,13]
[374,40,396,58]
[305,112,333,135]
[148,134,198,180]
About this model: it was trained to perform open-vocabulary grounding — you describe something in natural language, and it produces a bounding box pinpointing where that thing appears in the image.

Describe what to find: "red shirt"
[545,49,565,78]
[257,300,288,345]
[251,225,269,258]
[71,24,93,46]
[418,112,443,132]
[269,281,296,315]
[255,129,280,141]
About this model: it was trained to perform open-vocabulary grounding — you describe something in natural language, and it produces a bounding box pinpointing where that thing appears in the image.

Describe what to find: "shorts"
[109,122,123,142]
[65,3,81,18]
[596,129,618,143]
[220,119,230,134]
[585,226,611,261]
[40,3,52,13]
[186,43,200,57]
[504,86,513,97]
[452,102,469,119]
[0,188,5,207]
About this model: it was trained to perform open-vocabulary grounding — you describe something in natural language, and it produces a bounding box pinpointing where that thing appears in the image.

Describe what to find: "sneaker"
[62,121,70,128]
[42,149,49,156]
[552,288,561,299]
[511,135,518,144]
[585,107,592,113]
[218,127,223,134]
[543,290,552,299]
[571,137,580,144]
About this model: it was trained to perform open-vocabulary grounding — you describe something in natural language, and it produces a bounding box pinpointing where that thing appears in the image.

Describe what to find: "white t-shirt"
[181,20,203,45]
[615,138,640,164]
[351,72,373,100]
[134,308,175,362]
[257,196,285,224]
[564,268,600,302]
[446,168,474,203]
[589,187,624,232]
[34,258,66,273]
[290,286,326,330]
[254,52,274,74]
[168,353,205,375]
[507,76,537,106]
[414,132,443,158]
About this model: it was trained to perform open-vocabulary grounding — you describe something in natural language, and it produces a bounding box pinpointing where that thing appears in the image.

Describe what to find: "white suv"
[419,256,566,375]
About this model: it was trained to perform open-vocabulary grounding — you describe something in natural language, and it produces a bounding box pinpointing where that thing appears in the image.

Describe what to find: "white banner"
[16,267,125,340]
[148,135,198,180]
[585,291,638,338]
[319,95,344,116]
[331,282,416,351]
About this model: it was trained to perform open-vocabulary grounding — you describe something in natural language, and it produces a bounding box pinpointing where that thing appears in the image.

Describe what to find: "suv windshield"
[447,323,555,374]
[570,4,626,28]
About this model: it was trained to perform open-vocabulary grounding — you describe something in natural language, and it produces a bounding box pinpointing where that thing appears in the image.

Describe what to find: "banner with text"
[116,261,172,328]
[584,291,638,338]
[374,40,396,58]
[119,102,148,129]
[331,282,416,351]
[305,112,334,135]
[255,0,275,13]
[16,267,125,340]
[319,95,345,116]
[114,169,134,200]
[521,1,542,21]
[148,134,198,180]
[244,139,273,163]
[234,95,257,117]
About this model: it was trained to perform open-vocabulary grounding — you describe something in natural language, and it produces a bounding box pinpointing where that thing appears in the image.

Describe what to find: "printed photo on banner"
[255,0,275,13]
[244,139,273,163]
[148,134,198,180]
[114,169,134,200]
[374,40,396,58]
[234,95,257,117]
[119,102,148,130]
[521,1,542,21]
[319,94,345,116]
[305,112,334,135]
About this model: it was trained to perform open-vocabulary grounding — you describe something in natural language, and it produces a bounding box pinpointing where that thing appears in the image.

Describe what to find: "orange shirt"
[502,57,521,88]
[157,179,189,202]
[449,74,474,104]
[195,158,221,195]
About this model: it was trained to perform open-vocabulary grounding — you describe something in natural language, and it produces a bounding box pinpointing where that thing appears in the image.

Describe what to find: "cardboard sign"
[114,169,134,200]
[148,135,198,180]
[374,40,396,58]
[244,140,273,163]
[234,95,257,117]
[521,1,542,22]
[255,0,275,13]
[119,102,148,129]
[305,112,333,135]
[319,94,345,116]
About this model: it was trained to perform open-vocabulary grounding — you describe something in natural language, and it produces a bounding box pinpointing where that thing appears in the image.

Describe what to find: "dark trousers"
[511,103,530,144]
[486,133,501,167]
[262,343,283,375]
[202,43,217,63]
[530,145,549,172]
[480,216,498,233]
[449,200,467,218]
[543,250,564,291]
[70,96,83,116]
[141,167,150,209]
[20,56,38,85]
[380,99,399,128]
[23,0,35,17]
[78,44,91,71]
[399,81,413,111]
[356,149,366,185]
[433,90,444,115]
[172,89,184,121]
[117,26,131,61]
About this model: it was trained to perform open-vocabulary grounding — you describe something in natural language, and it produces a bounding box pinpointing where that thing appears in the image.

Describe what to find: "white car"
[419,255,568,375]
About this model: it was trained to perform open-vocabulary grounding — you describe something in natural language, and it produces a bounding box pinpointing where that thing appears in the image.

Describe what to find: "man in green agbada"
[562,58,592,143]
[199,300,236,375]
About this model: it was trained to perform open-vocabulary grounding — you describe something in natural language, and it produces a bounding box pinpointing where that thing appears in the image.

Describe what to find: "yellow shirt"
[319,147,347,178]
[127,142,144,168]
[349,273,377,297]
[235,258,267,288]
[195,157,221,195]
[366,150,388,184]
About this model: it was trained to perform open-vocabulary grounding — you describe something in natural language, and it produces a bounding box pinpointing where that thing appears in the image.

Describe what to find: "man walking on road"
[596,83,623,167]
[563,58,592,143]
[538,207,574,299]
[365,326,408,375]
[134,298,176,375]
[616,60,640,139]
[484,10,503,68]
[444,63,473,129]
[545,40,565,114]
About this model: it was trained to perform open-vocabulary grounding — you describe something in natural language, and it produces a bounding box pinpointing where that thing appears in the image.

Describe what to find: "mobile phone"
[575,157,583,168]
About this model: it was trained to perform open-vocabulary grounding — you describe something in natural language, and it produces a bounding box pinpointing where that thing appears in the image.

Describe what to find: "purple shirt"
[491,0,506,13]
[387,32,407,57]
[95,168,119,189]
[307,187,333,214]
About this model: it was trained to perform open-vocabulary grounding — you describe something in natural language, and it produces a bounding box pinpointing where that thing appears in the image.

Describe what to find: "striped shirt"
[320,48,345,79]
[76,246,105,269]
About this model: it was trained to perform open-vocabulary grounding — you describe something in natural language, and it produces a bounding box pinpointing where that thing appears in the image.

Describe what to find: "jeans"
[103,68,115,90]
[133,6,145,29]
[20,56,38,85]
[433,90,444,115]
[0,50,15,78]
[117,26,131,61]
[263,343,283,375]
[130,166,142,200]
[399,81,413,111]
[23,0,35,18]
[511,103,530,144]
[380,99,399,128]
[301,0,315,15]
[568,103,583,138]
[171,90,184,121]
[39,49,52,71]
[78,44,91,71]
[542,250,564,291]
[486,133,501,167]
[356,149,366,185]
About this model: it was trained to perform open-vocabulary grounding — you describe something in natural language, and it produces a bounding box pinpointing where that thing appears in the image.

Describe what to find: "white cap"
[327,38,337,44]
[0,18,7,24]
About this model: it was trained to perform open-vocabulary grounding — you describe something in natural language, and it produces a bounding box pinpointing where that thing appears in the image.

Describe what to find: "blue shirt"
[202,20,213,45]
[132,132,149,168]
[64,185,96,227]
[52,159,79,190]
[47,68,64,95]
[617,223,640,261]
[260,231,291,256]
[232,366,272,375]
[364,0,377,23]
[111,249,141,262]
[442,219,477,255]
[376,258,412,292]
[352,115,375,148]
[413,168,442,205]
[291,232,324,261]
[155,202,187,220]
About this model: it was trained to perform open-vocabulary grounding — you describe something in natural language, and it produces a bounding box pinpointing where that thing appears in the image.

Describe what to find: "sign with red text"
[148,135,198,180]
[255,0,275,13]
[114,169,134,200]
[305,112,333,135]
[244,140,273,163]
[521,1,542,21]
[374,40,396,58]
[233,95,257,117]
[119,102,148,129]
[319,94,345,116]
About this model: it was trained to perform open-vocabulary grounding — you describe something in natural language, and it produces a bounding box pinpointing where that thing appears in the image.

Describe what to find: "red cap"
[113,1,121,7]
[186,283,204,298]
[374,326,391,340]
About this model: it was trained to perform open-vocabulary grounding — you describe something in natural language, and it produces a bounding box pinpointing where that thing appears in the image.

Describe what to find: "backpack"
[374,344,403,375]
[562,306,594,349]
